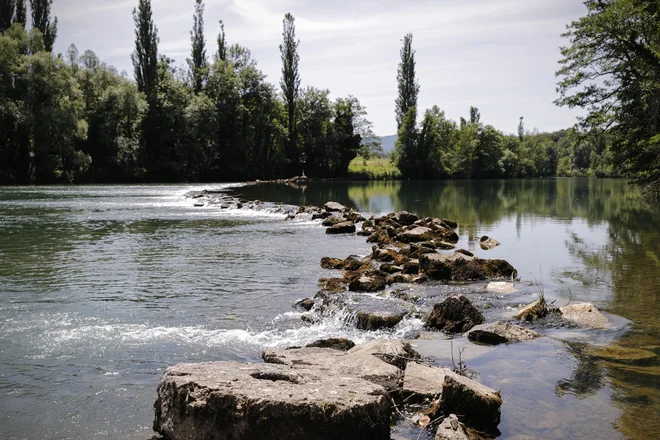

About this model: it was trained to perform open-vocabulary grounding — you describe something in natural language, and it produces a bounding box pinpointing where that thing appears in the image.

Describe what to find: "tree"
[216,20,227,61]
[518,117,524,141]
[556,0,660,198]
[29,0,57,52]
[395,33,419,130]
[189,0,207,94]
[14,0,24,28]
[393,107,418,177]
[0,0,16,32]
[280,13,300,175]
[469,106,480,125]
[131,0,159,97]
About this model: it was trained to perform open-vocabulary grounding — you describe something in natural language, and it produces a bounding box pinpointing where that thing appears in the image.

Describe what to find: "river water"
[0,179,658,439]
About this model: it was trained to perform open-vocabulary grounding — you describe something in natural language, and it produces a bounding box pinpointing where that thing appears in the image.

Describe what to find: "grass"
[347,156,401,180]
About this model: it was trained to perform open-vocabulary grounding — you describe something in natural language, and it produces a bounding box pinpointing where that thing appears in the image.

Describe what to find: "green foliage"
[29,0,56,52]
[131,0,158,97]
[395,33,419,130]
[555,0,660,197]
[189,0,207,94]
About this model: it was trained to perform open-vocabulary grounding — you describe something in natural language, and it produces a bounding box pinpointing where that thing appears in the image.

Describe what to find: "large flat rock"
[420,252,517,281]
[153,361,391,440]
[263,345,402,391]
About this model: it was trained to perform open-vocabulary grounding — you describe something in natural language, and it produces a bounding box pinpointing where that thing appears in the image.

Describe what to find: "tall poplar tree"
[280,12,300,174]
[29,0,57,52]
[0,0,16,32]
[216,20,227,61]
[189,0,206,94]
[14,0,25,28]
[395,33,419,130]
[393,33,420,177]
[131,0,159,98]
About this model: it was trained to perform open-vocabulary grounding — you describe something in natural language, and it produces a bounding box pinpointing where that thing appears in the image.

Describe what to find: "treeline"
[391,33,617,180]
[0,0,378,184]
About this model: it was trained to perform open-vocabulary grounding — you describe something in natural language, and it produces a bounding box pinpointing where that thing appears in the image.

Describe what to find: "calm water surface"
[0,179,658,439]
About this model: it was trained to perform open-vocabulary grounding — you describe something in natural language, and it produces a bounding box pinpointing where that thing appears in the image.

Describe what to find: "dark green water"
[0,179,658,439]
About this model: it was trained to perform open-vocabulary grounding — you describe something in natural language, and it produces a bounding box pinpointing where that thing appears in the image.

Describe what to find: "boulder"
[263,345,403,391]
[306,338,356,351]
[320,257,344,269]
[395,211,419,226]
[467,322,541,345]
[420,252,517,281]
[322,216,344,227]
[442,219,458,229]
[324,201,347,212]
[355,311,405,331]
[514,299,550,321]
[397,226,435,243]
[349,274,388,292]
[317,277,347,294]
[559,303,609,328]
[485,281,515,294]
[435,414,469,440]
[402,363,501,427]
[479,236,500,250]
[294,298,315,311]
[343,255,365,271]
[425,295,485,333]
[326,221,356,234]
[153,361,391,440]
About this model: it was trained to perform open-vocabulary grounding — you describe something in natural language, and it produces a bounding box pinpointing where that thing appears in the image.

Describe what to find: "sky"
[52,0,587,136]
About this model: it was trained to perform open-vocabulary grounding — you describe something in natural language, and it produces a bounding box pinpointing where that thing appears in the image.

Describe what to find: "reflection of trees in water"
[555,342,606,398]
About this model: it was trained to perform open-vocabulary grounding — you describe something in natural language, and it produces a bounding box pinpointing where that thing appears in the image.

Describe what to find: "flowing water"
[0,179,658,439]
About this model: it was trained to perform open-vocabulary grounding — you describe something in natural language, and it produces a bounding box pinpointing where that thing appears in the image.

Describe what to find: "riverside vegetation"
[1,0,659,198]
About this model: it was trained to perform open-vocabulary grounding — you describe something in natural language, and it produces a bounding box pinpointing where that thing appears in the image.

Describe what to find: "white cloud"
[52,0,586,135]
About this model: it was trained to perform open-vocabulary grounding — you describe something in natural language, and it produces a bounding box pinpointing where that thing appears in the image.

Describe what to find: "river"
[0,178,658,439]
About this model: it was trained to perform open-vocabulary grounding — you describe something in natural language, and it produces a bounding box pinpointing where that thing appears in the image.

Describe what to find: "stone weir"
[162,194,618,439]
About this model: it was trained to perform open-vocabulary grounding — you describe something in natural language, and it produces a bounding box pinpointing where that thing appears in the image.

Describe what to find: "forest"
[0,0,657,197]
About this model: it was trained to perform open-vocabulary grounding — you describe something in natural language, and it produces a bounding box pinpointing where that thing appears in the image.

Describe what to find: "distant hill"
[379,135,397,156]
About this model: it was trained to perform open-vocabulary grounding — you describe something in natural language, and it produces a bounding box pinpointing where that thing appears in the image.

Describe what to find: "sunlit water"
[0,179,658,439]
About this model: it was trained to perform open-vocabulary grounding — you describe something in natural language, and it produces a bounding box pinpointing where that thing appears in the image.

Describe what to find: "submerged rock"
[306,338,356,351]
[467,322,541,345]
[486,281,516,294]
[479,236,500,250]
[402,362,502,427]
[425,295,485,333]
[153,361,391,440]
[559,303,610,328]
[326,221,356,234]
[294,298,315,311]
[420,252,517,281]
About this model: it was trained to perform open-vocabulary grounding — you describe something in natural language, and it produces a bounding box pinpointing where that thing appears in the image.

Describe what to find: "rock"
[342,255,365,271]
[349,274,388,292]
[153,361,391,440]
[264,344,403,391]
[326,221,356,234]
[402,363,501,427]
[347,339,419,370]
[395,211,419,226]
[356,311,405,331]
[380,263,404,274]
[442,219,458,229]
[435,414,469,440]
[320,257,344,269]
[306,338,356,351]
[312,211,332,220]
[420,252,517,281]
[324,201,347,212]
[425,295,485,333]
[485,281,515,294]
[294,298,315,311]
[397,226,435,243]
[322,216,344,227]
[559,303,609,328]
[514,299,550,321]
[479,236,500,250]
[367,230,392,245]
[583,344,657,362]
[402,261,420,275]
[467,322,541,345]
[317,277,347,294]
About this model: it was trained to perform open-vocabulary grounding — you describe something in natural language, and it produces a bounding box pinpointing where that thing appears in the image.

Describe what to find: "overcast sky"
[52,0,586,136]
